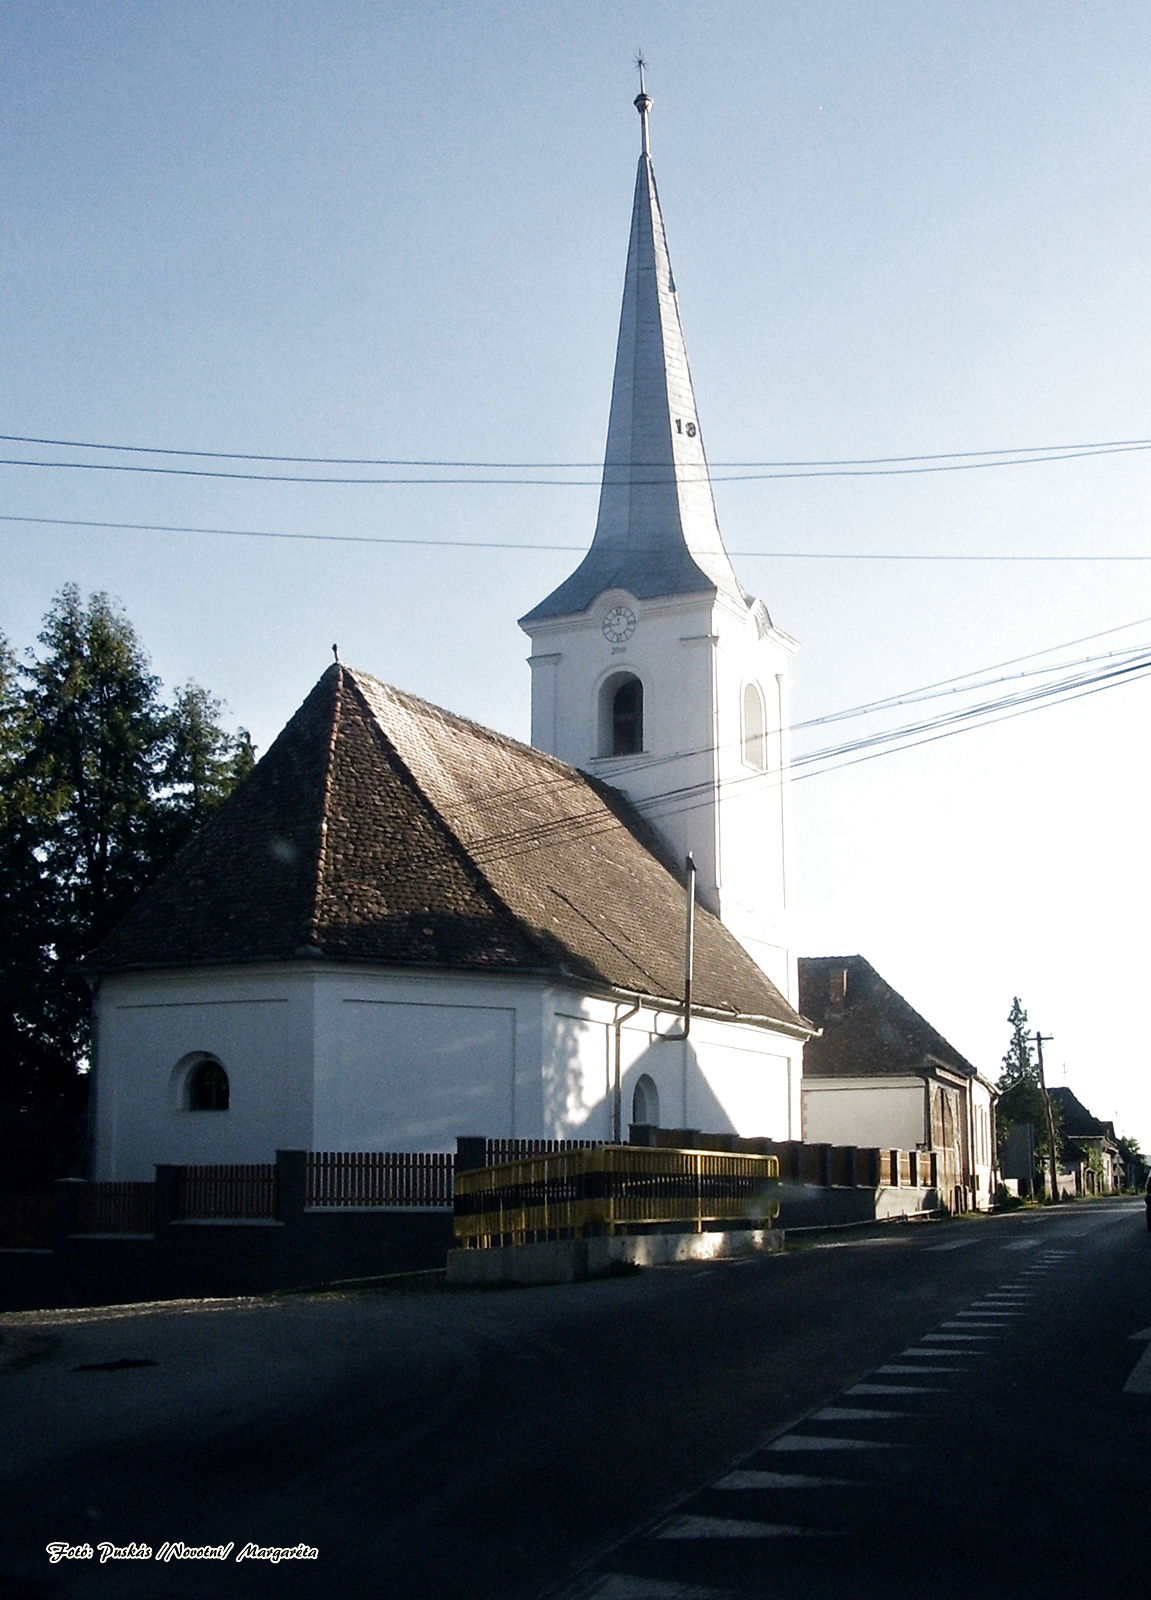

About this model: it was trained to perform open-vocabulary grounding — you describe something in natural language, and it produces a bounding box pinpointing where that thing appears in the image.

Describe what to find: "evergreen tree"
[0,589,252,1187]
[999,996,1033,1085]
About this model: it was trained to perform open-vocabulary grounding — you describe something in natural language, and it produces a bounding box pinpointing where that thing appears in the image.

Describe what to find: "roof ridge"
[298,663,344,952]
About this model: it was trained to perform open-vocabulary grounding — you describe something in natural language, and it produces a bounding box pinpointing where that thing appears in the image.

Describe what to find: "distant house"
[1049,1087,1124,1195]
[798,956,997,1212]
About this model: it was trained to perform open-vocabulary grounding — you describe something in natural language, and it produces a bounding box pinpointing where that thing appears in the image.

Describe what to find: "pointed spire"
[522,75,744,625]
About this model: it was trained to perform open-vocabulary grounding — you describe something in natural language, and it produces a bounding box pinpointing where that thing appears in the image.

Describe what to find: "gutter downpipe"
[612,995,642,1143]
[658,853,697,1044]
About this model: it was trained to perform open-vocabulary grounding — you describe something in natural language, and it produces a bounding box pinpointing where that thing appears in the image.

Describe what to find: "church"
[87,86,814,1181]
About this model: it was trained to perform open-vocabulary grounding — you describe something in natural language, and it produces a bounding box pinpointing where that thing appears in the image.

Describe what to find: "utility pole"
[1033,1031,1059,1203]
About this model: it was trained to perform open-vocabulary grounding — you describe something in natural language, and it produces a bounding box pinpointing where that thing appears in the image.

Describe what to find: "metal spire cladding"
[522,86,746,623]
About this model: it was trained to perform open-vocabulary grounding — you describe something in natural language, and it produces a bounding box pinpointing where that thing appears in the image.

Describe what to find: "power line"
[4,428,1151,469]
[4,512,1151,563]
[3,440,1151,484]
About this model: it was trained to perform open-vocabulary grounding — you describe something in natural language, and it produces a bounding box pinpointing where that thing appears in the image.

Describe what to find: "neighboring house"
[1049,1086,1124,1195]
[799,956,997,1212]
[85,89,814,1181]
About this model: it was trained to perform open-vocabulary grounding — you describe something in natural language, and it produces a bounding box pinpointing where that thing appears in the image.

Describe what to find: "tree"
[996,997,1061,1199]
[0,589,251,1188]
[1000,997,1033,1084]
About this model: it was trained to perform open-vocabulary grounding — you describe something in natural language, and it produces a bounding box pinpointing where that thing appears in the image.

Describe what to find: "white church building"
[87,86,814,1181]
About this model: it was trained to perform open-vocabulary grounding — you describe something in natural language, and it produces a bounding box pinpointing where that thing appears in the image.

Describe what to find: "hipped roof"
[89,665,805,1031]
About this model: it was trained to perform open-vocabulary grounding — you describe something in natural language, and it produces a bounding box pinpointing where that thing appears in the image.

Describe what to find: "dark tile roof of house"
[798,955,978,1080]
[1049,1087,1116,1140]
[89,664,807,1031]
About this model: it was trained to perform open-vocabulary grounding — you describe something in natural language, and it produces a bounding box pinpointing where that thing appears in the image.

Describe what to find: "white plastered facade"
[525,587,797,1004]
[93,964,804,1180]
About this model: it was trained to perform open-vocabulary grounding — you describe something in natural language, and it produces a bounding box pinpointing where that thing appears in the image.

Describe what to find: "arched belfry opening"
[599,672,644,758]
[743,682,766,770]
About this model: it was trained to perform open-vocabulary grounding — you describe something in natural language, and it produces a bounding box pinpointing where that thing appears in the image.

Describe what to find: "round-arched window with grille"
[187,1056,230,1112]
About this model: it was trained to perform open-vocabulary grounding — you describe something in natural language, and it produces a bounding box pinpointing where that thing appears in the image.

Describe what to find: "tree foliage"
[995,995,1061,1194]
[0,587,252,1189]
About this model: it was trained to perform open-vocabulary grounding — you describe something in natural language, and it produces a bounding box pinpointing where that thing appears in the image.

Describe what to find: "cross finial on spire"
[634,51,652,156]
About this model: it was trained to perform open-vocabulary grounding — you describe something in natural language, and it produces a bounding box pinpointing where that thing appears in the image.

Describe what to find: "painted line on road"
[767,1435,893,1452]
[1123,1328,1151,1394]
[812,1406,908,1421]
[847,1384,940,1395]
[577,1575,739,1599]
[715,1470,853,1490]
[877,1364,966,1374]
[658,1515,824,1540]
[1002,1239,1042,1251]
[924,1239,979,1252]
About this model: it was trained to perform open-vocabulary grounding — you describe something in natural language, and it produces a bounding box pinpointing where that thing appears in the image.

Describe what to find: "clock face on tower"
[601,605,637,645]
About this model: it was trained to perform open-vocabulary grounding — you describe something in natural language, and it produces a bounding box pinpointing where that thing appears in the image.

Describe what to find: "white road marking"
[1002,1239,1042,1251]
[715,1470,851,1490]
[1123,1327,1151,1394]
[877,1363,965,1374]
[812,1406,907,1421]
[579,1576,738,1598]
[657,1516,822,1539]
[920,1333,993,1342]
[924,1239,978,1252]
[767,1435,892,1452]
[940,1321,1006,1330]
[847,1384,939,1395]
[896,1348,981,1358]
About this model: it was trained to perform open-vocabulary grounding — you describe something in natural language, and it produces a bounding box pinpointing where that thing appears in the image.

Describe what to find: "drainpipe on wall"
[658,854,697,1043]
[612,995,642,1143]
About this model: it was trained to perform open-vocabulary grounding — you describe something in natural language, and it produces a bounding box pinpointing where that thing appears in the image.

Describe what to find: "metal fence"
[454,1144,781,1248]
[0,1195,54,1249]
[306,1151,454,1208]
[176,1163,277,1220]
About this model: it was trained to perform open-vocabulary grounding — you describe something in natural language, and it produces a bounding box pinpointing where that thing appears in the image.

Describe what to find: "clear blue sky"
[3,2,1149,1144]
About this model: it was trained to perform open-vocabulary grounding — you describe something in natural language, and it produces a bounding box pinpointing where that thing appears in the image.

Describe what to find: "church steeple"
[519,81,797,1004]
[521,79,744,625]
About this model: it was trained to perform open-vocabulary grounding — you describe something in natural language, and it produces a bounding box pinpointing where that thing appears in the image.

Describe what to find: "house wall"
[95,964,804,1176]
[969,1077,995,1210]
[802,1077,926,1151]
[92,966,315,1181]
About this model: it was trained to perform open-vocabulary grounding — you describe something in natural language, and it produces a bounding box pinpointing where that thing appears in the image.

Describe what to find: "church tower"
[519,80,798,1003]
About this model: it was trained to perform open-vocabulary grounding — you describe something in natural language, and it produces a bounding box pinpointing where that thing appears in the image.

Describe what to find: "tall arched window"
[599,673,644,757]
[187,1056,230,1111]
[742,682,766,770]
[632,1073,660,1128]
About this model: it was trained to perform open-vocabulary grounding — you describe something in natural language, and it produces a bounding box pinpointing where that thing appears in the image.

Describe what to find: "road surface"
[0,1199,1145,1599]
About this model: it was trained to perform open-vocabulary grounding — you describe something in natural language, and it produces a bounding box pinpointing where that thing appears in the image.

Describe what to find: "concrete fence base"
[446,1227,785,1286]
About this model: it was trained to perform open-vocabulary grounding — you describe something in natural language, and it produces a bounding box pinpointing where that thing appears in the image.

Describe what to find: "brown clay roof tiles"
[90,665,804,1030]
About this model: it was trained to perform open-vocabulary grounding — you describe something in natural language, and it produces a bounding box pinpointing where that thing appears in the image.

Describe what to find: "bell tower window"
[743,682,766,770]
[599,673,644,757]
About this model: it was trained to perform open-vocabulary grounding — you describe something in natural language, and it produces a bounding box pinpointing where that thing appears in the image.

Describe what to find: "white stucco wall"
[95,962,804,1176]
[524,586,797,1003]
[802,1077,927,1151]
[92,966,315,1180]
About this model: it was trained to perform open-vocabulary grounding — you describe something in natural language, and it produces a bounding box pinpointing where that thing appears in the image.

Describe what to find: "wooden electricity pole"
[1033,1031,1059,1203]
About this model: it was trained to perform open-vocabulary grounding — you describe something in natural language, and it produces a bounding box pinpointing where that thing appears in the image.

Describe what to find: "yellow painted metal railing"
[453,1144,780,1248]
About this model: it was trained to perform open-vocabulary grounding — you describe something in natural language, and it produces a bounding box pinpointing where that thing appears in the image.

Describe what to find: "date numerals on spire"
[675,418,698,438]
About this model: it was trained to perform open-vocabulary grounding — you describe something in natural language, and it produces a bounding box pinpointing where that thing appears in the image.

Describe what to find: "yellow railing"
[453,1145,780,1248]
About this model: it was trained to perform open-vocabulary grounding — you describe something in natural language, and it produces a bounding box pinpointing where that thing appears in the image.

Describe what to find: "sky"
[2,2,1149,1144]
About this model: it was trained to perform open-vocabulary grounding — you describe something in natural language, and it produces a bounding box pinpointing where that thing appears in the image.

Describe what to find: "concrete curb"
[446,1228,784,1286]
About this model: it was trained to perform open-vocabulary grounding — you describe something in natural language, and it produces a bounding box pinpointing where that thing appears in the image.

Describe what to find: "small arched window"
[632,1073,660,1128]
[743,682,766,771]
[611,676,643,756]
[188,1056,230,1111]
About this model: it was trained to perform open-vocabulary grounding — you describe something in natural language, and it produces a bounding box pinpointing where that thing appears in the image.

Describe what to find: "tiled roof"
[1049,1087,1116,1140]
[89,665,805,1030]
[798,955,977,1080]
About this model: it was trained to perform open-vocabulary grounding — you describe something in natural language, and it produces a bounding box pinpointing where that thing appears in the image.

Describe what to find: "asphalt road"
[0,1200,1146,1600]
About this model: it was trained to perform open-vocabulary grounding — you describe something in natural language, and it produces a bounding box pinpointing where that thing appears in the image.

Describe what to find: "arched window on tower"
[742,681,767,770]
[599,673,644,757]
